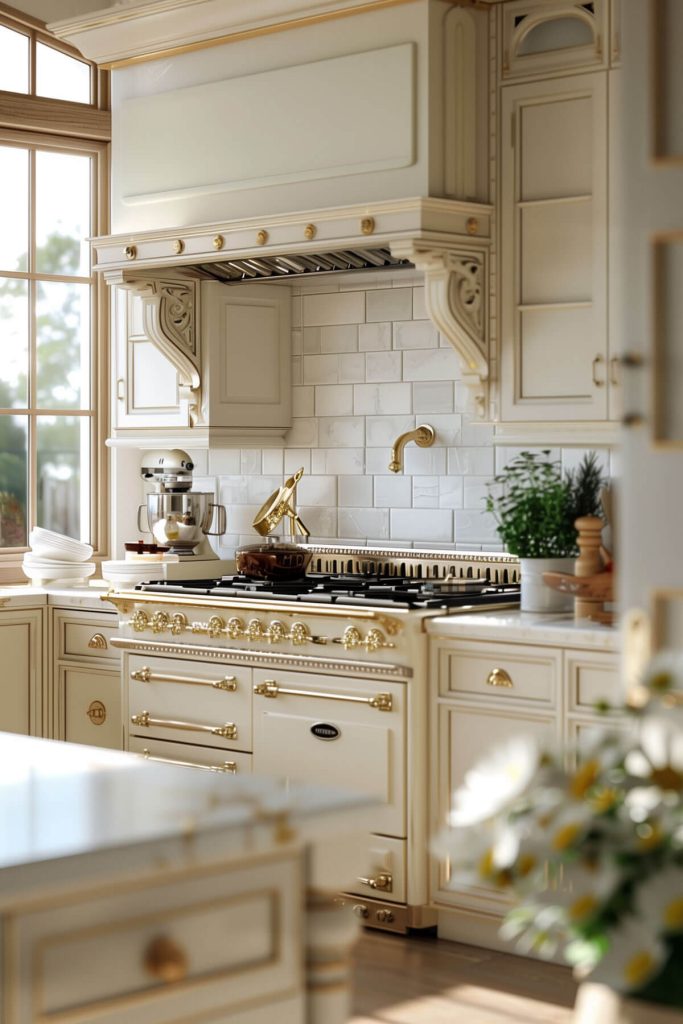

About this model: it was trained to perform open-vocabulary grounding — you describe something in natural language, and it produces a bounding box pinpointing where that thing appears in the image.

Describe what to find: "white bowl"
[101,560,165,585]
[21,556,96,583]
[29,527,93,563]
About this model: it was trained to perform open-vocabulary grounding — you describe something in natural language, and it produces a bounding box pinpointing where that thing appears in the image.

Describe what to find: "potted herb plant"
[485,451,606,612]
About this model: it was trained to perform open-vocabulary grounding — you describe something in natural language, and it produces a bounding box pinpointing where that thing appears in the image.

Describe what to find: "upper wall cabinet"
[501,0,608,81]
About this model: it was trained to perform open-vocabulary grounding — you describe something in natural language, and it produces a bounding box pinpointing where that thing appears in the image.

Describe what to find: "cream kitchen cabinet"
[0,607,45,737]
[111,279,291,447]
[51,607,123,750]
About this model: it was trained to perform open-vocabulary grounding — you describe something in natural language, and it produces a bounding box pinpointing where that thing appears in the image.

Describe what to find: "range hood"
[54,0,493,412]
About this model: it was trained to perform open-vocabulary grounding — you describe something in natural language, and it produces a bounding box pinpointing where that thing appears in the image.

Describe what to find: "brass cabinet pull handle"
[131,666,237,691]
[358,872,393,892]
[331,626,395,652]
[88,633,108,650]
[143,936,188,984]
[141,748,237,773]
[609,355,620,386]
[486,667,514,688]
[253,680,393,711]
[592,354,606,386]
[131,711,237,739]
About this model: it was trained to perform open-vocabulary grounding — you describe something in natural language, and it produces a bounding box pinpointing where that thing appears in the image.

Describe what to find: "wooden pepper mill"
[574,515,605,620]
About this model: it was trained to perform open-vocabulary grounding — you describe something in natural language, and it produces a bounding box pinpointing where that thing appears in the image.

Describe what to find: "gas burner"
[135,572,520,610]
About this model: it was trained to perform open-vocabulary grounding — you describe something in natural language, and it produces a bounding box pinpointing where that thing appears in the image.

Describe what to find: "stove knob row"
[332,626,395,653]
[128,610,188,635]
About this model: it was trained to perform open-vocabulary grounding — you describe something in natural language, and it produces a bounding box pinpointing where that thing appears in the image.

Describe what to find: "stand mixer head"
[138,448,227,556]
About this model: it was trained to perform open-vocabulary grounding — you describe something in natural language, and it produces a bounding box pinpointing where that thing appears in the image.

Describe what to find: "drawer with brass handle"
[348,836,406,904]
[128,654,252,751]
[56,611,120,664]
[129,735,253,774]
[435,639,559,705]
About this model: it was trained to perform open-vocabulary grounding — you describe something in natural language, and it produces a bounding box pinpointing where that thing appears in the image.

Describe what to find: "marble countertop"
[425,609,620,651]
[0,733,374,901]
[0,582,114,611]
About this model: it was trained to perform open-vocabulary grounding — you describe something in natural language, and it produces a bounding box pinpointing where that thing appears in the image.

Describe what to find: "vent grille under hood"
[193,246,413,283]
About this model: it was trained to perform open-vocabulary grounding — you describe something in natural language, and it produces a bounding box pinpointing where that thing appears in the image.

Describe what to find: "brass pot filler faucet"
[388,424,436,473]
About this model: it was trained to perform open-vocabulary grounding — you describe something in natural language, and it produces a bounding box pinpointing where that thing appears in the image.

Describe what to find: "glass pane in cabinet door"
[35,151,91,278]
[0,277,29,409]
[0,146,28,273]
[36,281,90,409]
[36,43,91,104]
[36,415,90,542]
[0,25,29,94]
[0,415,28,548]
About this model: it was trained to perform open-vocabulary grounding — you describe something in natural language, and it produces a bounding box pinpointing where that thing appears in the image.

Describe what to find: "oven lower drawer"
[128,735,253,774]
[350,835,406,904]
[252,668,405,838]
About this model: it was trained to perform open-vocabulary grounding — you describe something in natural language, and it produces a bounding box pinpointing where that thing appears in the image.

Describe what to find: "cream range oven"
[107,546,519,933]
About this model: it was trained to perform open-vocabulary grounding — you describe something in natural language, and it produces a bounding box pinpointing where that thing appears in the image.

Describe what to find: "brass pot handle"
[486,667,513,688]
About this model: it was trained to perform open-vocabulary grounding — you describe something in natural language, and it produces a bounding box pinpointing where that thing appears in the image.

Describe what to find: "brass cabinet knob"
[256,229,269,245]
[486,667,514,688]
[172,239,185,255]
[213,234,224,250]
[304,223,317,240]
[86,700,106,725]
[466,216,479,235]
[353,904,369,919]
[143,935,188,984]
[360,216,375,236]
[124,244,137,260]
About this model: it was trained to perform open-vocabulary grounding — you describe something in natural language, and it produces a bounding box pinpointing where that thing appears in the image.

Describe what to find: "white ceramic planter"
[573,982,681,1023]
[519,557,575,613]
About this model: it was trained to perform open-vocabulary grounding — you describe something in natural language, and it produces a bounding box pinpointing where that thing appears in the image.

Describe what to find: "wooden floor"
[351,932,577,1024]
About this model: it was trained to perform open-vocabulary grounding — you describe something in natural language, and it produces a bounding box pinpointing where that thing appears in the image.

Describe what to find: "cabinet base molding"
[492,420,620,447]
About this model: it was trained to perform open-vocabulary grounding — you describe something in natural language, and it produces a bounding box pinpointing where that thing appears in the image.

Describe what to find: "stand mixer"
[134,449,233,579]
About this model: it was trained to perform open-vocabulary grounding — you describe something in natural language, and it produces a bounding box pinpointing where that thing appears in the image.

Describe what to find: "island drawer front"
[10,857,301,1024]
[62,666,123,750]
[437,639,560,704]
[566,651,621,711]
[56,612,120,663]
[347,834,406,905]
[128,654,252,752]
[128,735,253,775]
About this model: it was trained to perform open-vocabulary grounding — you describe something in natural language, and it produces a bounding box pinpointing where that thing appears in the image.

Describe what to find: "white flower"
[641,650,683,696]
[533,802,595,853]
[626,710,683,791]
[635,868,683,934]
[589,917,666,993]
[447,736,541,827]
[537,859,620,926]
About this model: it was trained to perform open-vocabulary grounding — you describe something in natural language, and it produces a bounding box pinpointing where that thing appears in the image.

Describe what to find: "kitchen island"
[0,732,374,1024]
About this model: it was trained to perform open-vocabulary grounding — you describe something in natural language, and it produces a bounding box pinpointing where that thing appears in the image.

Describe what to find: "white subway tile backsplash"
[315,385,354,417]
[403,348,461,381]
[321,325,358,353]
[284,450,311,476]
[463,475,492,511]
[292,385,315,418]
[303,354,339,385]
[365,414,415,447]
[303,291,365,326]
[424,413,463,446]
[454,509,500,545]
[311,448,364,474]
[365,448,397,475]
[393,320,438,350]
[240,450,262,476]
[460,419,495,446]
[412,286,428,320]
[303,327,321,353]
[338,475,373,507]
[339,507,389,539]
[262,449,284,475]
[413,381,454,414]
[448,447,495,476]
[208,449,241,475]
[358,322,392,352]
[391,509,453,543]
[439,476,464,509]
[285,418,318,447]
[404,446,447,476]
[298,475,337,506]
[338,353,366,383]
[365,351,402,382]
[366,288,412,323]
[354,382,412,415]
[319,416,365,447]
[374,475,412,508]
[299,506,338,537]
[413,475,439,508]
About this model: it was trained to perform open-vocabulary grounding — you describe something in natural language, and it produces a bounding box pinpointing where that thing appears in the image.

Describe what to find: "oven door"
[252,668,405,838]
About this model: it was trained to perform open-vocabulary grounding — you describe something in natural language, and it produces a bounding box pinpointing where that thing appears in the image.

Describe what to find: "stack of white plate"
[101,559,167,586]
[22,527,96,587]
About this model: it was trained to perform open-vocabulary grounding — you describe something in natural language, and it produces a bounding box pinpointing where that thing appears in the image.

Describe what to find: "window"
[0,6,109,578]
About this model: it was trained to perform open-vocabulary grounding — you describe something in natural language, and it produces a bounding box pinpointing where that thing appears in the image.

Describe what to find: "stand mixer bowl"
[139,492,226,553]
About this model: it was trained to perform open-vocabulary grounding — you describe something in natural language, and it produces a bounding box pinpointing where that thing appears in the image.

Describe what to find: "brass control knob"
[143,935,188,984]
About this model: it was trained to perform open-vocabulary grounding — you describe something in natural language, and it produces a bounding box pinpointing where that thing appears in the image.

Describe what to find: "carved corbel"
[391,243,488,415]
[106,272,202,426]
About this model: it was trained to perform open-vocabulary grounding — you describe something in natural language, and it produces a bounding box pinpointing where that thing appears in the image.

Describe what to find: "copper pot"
[235,541,312,581]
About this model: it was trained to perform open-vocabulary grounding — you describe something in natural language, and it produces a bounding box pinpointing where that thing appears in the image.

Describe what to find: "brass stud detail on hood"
[124,244,137,260]
[213,234,224,251]
[172,239,185,255]
[361,217,375,236]
[256,229,269,245]
[466,217,479,235]
[304,223,317,240]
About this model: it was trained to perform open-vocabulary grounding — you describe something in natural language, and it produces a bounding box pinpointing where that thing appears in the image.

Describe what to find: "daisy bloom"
[537,859,620,926]
[635,867,683,934]
[589,917,667,994]
[447,735,541,827]
[641,649,683,697]
[625,710,683,792]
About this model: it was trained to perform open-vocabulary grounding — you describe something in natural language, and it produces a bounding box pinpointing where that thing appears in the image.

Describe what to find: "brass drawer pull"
[253,680,393,711]
[143,936,188,984]
[486,667,514,689]
[358,872,393,893]
[592,354,606,387]
[141,749,237,773]
[88,632,108,650]
[131,711,237,739]
[131,666,237,691]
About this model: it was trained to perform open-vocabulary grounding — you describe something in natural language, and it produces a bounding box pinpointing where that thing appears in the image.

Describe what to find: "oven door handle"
[131,667,237,691]
[140,749,237,773]
[253,680,393,712]
[131,711,237,739]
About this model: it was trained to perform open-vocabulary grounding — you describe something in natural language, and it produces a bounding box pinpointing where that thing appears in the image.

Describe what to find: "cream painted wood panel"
[128,735,252,775]
[10,857,302,1024]
[57,612,120,663]
[348,834,407,906]
[0,609,43,737]
[252,668,405,838]
[61,666,123,749]
[500,73,609,422]
[128,653,252,752]
[437,638,560,705]
[565,649,620,713]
